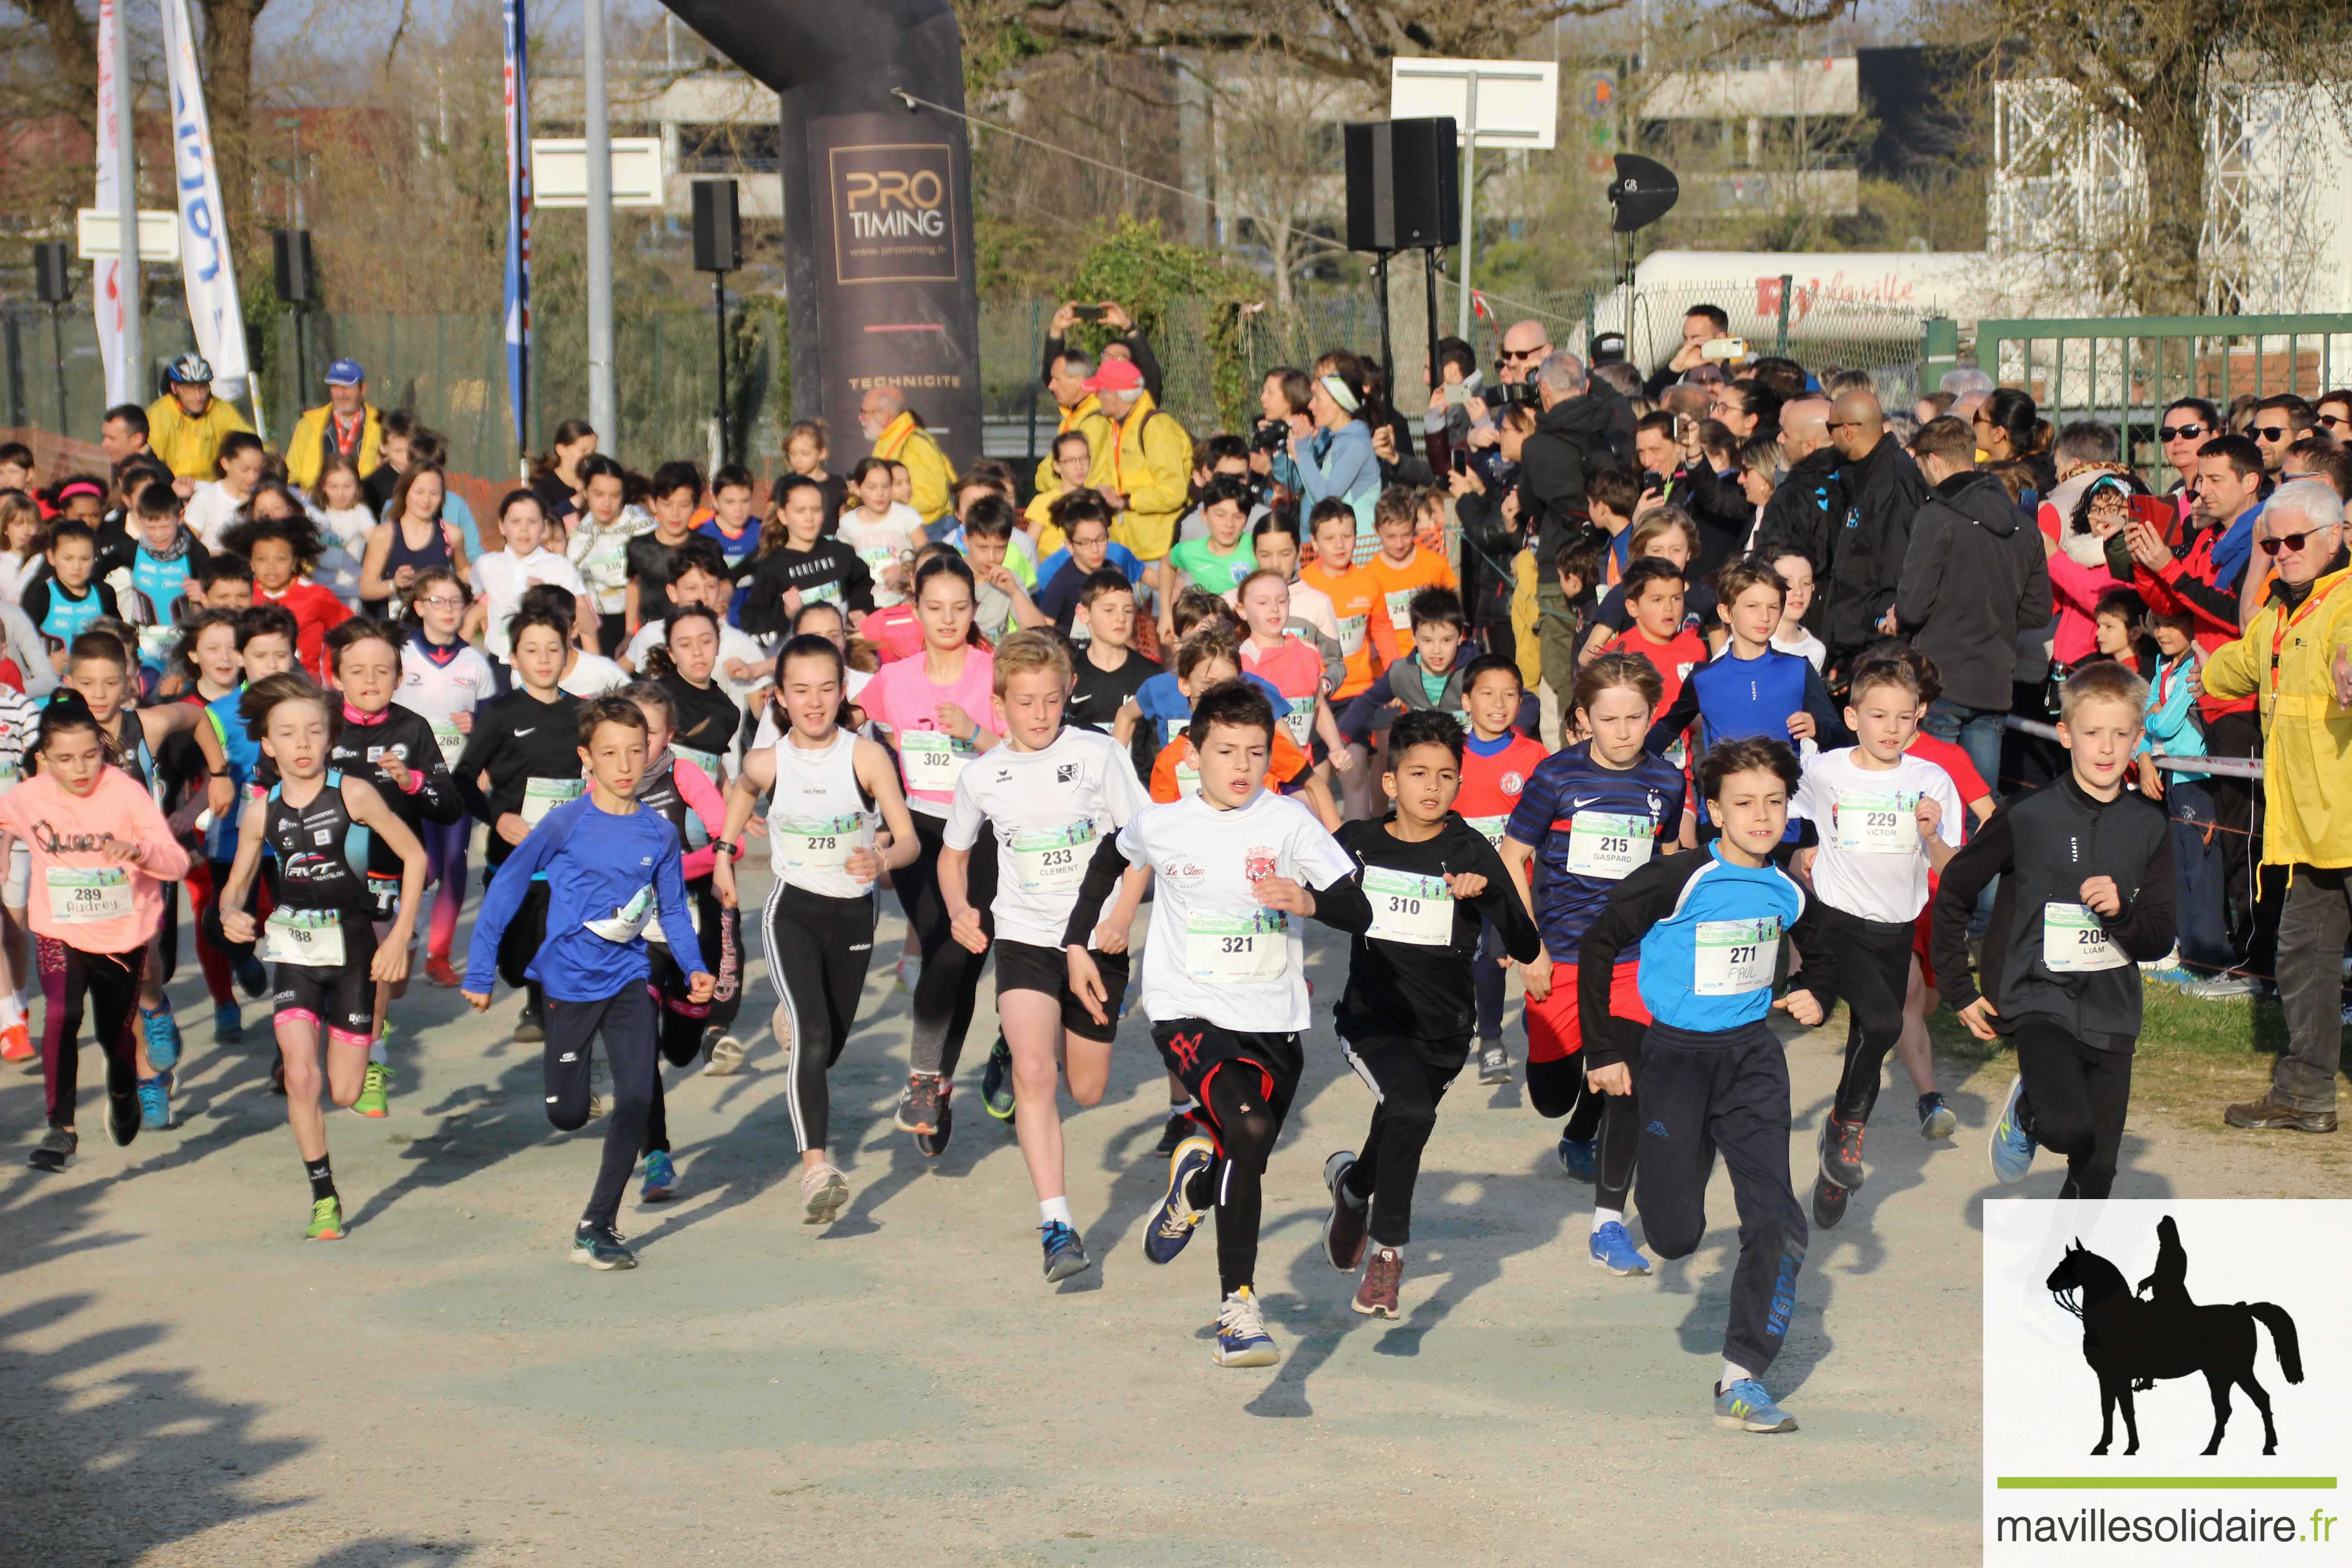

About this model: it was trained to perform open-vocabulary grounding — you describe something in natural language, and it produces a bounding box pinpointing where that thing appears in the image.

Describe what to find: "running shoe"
[305,1196,345,1241]
[106,1073,140,1147]
[1819,1114,1866,1190]
[1321,1150,1368,1271]
[1153,1109,1195,1155]
[212,1004,243,1043]
[27,1126,75,1172]
[2142,964,2198,986]
[1589,1220,1651,1276]
[893,952,916,994]
[1476,1041,1511,1085]
[1810,1168,1850,1230]
[800,1162,849,1225]
[568,1223,637,1270]
[141,1006,181,1073]
[424,955,461,989]
[914,1089,954,1157]
[1212,1287,1279,1367]
[640,1149,679,1201]
[1917,1091,1958,1141]
[137,1073,172,1131]
[352,1060,391,1119]
[1714,1378,1797,1433]
[981,1038,1016,1122]
[235,955,270,1000]
[2178,973,2254,1001]
[1143,1135,1215,1265]
[1352,1246,1403,1319]
[701,1031,746,1077]
[514,1000,544,1044]
[1557,1133,1596,1182]
[1989,1074,2038,1184]
[897,1073,945,1136]
[0,1021,32,1063]
[1041,1220,1091,1282]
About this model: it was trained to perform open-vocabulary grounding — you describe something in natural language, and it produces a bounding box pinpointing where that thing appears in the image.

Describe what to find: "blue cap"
[324,358,365,386]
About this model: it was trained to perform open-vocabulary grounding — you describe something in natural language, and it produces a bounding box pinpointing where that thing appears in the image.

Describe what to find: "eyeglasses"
[2257,524,2340,556]
[1824,420,1855,431]
[2251,426,2292,442]
[416,595,465,608]
[2158,423,2206,442]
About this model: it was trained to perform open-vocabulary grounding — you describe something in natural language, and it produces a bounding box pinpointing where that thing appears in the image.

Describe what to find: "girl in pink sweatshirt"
[0,691,192,1171]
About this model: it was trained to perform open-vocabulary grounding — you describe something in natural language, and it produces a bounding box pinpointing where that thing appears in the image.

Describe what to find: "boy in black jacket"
[1931,661,2176,1199]
[1322,710,1541,1319]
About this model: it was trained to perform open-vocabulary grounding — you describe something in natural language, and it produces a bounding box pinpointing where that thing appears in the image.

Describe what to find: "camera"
[1251,417,1289,454]
[1492,380,1541,410]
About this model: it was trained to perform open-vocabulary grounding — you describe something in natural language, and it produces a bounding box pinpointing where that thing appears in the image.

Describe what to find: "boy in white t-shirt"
[1790,655,1962,1230]
[462,492,593,666]
[1060,680,1371,1368]
[940,632,1151,1285]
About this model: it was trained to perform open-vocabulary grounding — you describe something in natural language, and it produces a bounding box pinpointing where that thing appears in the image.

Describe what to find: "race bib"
[1184,911,1289,983]
[1832,790,1916,856]
[801,579,842,607]
[1565,811,1653,881]
[1335,614,1367,655]
[45,867,131,926]
[585,884,657,944]
[1068,617,1093,647]
[642,898,703,948]
[137,622,177,663]
[777,813,865,877]
[521,775,584,826]
[2043,902,2128,972]
[1281,696,1316,746]
[672,744,722,781]
[857,544,900,574]
[432,722,466,768]
[1364,866,1454,946]
[900,730,971,794]
[1383,588,1416,629]
[1694,916,1779,996]
[1010,822,1096,897]
[1465,813,1509,848]
[260,906,345,968]
[1174,756,1201,796]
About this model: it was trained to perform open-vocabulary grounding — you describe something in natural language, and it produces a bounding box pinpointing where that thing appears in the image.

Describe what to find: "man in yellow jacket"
[285,358,384,493]
[1034,348,1112,499]
[861,385,958,524]
[2205,480,2352,1134]
[1086,358,1192,562]
[146,353,252,482]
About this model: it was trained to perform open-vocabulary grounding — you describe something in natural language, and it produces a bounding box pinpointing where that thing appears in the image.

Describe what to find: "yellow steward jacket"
[1032,395,1114,497]
[872,412,958,524]
[285,404,384,492]
[1102,392,1193,562]
[146,393,253,481]
[2200,560,2352,868]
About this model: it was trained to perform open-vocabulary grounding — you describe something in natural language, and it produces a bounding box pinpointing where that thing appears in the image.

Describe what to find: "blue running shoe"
[1143,1135,1215,1265]
[1989,1073,2038,1185]
[141,1006,181,1073]
[235,956,270,1000]
[2143,965,2197,986]
[1588,1220,1651,1276]
[640,1149,678,1201]
[213,1003,243,1043]
[1211,1287,1279,1367]
[1557,1133,1596,1182]
[137,1072,172,1131]
[1715,1378,1797,1433]
[1040,1220,1091,1282]
[981,1038,1016,1122]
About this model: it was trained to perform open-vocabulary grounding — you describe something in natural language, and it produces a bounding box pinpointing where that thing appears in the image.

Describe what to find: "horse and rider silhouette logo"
[2044,1215,2304,1457]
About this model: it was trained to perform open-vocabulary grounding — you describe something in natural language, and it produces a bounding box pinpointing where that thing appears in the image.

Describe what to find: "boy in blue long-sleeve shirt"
[464,695,712,1271]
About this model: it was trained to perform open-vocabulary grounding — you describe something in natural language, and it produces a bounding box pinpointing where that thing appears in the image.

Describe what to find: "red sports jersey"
[1455,732,1550,848]
[1604,626,1710,714]
[1903,730,1991,811]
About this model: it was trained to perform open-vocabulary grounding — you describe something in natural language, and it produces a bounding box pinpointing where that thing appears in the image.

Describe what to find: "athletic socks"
[1721,1358,1754,1390]
[1592,1205,1624,1235]
[1168,1098,1195,1117]
[1039,1195,1074,1228]
[369,1035,388,1067]
[304,1155,337,1203]
[0,992,22,1030]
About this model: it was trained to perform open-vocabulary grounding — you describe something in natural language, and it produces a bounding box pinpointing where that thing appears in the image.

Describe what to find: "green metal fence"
[1975,313,2352,427]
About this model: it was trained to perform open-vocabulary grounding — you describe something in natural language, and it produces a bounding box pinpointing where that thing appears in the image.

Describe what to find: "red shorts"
[1525,959,1649,1064]
[1911,907,1935,993]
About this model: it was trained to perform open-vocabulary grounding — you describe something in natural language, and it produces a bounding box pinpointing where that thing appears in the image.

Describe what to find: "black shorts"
[1151,1016,1303,1120]
[272,913,379,1044]
[993,938,1128,1044]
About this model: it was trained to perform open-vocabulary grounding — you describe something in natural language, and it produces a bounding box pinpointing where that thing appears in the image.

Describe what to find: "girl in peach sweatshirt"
[0,690,191,1172]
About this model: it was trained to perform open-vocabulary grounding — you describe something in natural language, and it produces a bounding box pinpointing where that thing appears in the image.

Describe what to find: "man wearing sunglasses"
[2317,389,2352,442]
[2204,480,2352,1134]
[2246,393,2318,479]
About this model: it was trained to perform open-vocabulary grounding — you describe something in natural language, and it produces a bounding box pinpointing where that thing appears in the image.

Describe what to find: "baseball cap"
[324,358,365,387]
[1588,331,1628,366]
[1081,358,1144,394]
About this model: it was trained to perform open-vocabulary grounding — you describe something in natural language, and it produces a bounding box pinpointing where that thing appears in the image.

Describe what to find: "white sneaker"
[703,1033,746,1076]
[800,1162,848,1225]
[2178,974,2254,1001]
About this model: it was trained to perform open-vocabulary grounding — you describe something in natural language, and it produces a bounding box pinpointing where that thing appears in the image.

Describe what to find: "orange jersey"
[1455,732,1551,848]
[1364,547,1459,666]
[1300,560,1381,700]
[1149,730,1311,803]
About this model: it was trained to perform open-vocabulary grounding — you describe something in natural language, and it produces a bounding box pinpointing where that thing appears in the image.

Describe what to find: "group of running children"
[2,473,2177,1438]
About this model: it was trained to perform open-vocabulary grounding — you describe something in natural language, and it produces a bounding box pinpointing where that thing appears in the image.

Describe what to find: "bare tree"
[1198,62,1369,310]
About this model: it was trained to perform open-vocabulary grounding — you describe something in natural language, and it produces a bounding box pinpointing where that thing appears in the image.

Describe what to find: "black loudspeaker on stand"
[693,180,743,466]
[33,242,72,434]
[273,229,317,397]
[1345,118,1460,399]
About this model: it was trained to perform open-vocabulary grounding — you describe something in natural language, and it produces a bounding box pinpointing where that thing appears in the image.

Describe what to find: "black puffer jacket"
[1755,445,1847,574]
[1894,470,2051,711]
[1519,393,1619,567]
[1825,434,1929,665]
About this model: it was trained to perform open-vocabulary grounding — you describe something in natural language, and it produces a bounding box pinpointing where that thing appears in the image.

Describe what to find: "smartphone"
[1443,382,1471,407]
[1451,448,1470,475]
[1700,337,1749,363]
[1070,304,1107,322]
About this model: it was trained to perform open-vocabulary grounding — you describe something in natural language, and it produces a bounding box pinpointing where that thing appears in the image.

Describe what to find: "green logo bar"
[1996,1477,2338,1490]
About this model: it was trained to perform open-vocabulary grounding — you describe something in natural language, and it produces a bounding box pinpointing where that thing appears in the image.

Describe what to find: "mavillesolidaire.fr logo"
[1984,1201,2348,1563]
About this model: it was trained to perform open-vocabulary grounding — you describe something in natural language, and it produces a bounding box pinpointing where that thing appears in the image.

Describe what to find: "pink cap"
[1081,358,1144,393]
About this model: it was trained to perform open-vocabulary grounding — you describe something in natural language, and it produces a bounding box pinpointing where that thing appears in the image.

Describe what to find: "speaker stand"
[1372,251,1394,399]
[1422,246,1442,397]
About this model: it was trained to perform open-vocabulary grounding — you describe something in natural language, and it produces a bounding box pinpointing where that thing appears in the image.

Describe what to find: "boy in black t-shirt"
[623,463,704,634]
[1065,571,1154,745]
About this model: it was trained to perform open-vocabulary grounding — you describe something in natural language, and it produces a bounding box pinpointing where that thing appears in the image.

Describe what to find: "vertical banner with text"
[158,0,251,415]
[93,0,128,405]
[501,0,534,465]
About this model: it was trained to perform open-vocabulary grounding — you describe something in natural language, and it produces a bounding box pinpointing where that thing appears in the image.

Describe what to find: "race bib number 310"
[1364,866,1453,946]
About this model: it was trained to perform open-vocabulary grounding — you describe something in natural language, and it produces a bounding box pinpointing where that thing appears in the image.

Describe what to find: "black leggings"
[2013,1018,2133,1200]
[1341,1034,1470,1246]
[1200,1066,1281,1298]
[768,881,879,1153]
[1824,907,1916,1127]
[1529,1019,1643,1214]
[544,986,658,1232]
[646,887,742,1064]
[895,812,997,1081]
[37,939,145,1128]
